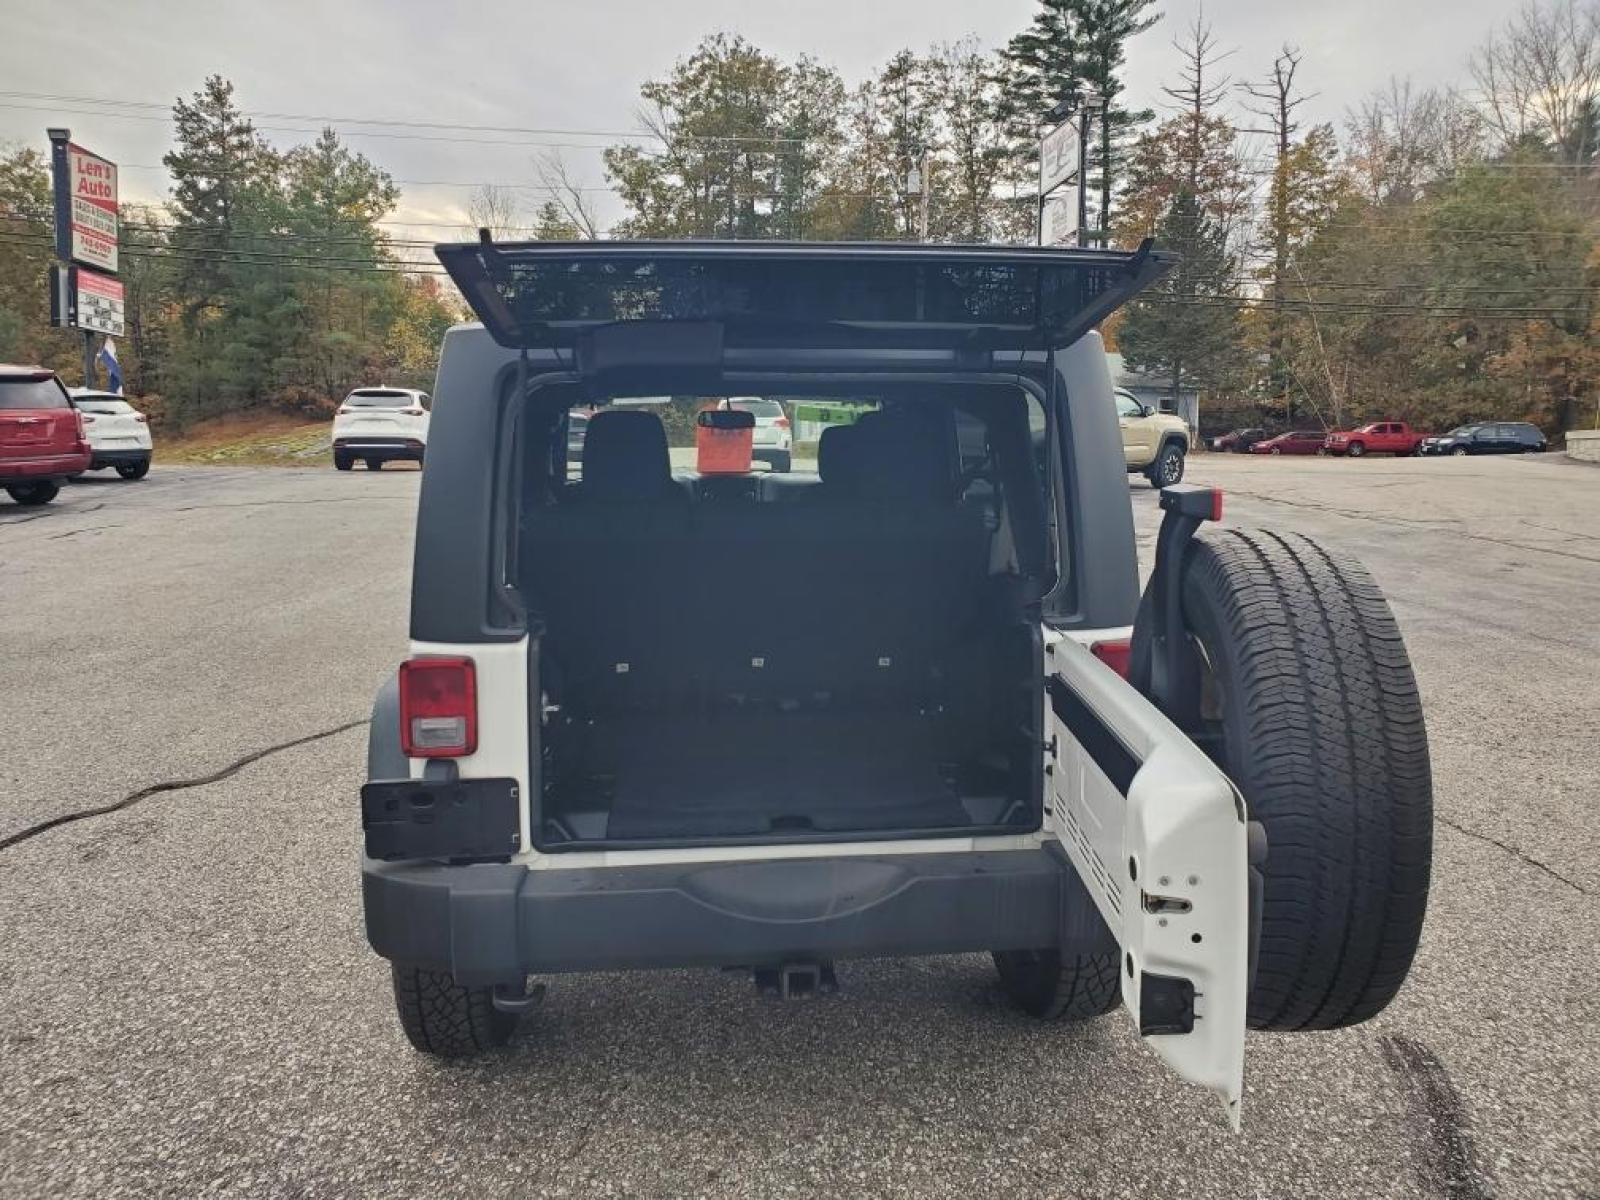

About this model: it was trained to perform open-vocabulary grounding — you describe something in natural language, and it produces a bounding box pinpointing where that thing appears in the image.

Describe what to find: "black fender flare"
[367,673,408,782]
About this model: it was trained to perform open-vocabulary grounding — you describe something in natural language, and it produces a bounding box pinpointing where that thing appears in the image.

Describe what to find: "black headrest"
[581,409,674,500]
[854,411,951,501]
[816,423,858,484]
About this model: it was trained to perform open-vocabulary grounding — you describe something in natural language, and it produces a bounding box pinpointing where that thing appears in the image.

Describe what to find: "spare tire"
[1139,529,1433,1031]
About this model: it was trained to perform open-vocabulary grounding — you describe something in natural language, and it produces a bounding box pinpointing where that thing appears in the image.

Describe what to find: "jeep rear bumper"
[363,845,1111,985]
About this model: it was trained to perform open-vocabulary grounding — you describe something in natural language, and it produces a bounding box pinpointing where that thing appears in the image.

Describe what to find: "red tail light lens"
[1090,637,1133,678]
[399,657,477,757]
[774,416,790,429]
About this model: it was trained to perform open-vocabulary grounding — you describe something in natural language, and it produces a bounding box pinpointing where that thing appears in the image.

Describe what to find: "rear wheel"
[6,482,59,506]
[391,965,520,1058]
[365,457,383,471]
[770,451,792,473]
[334,452,353,471]
[993,949,1121,1020]
[115,459,150,480]
[1168,529,1432,1030]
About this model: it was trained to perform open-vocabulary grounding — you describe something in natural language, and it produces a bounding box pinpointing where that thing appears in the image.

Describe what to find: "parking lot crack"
[48,524,123,540]
[0,718,368,853]
[1437,816,1588,895]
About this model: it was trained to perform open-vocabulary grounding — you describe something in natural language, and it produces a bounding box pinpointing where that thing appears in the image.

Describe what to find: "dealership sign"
[1039,117,1080,198]
[75,267,125,336]
[51,138,119,273]
[48,264,126,337]
[1040,194,1079,247]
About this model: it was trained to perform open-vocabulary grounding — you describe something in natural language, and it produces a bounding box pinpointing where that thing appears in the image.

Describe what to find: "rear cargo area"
[521,396,1044,848]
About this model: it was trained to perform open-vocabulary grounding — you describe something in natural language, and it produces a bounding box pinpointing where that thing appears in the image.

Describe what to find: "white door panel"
[1045,633,1248,1129]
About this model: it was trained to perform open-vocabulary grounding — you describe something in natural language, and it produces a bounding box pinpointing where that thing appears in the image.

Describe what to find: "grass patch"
[159,411,333,467]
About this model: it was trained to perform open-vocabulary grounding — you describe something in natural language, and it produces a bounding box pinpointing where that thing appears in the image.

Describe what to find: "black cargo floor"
[582,713,973,839]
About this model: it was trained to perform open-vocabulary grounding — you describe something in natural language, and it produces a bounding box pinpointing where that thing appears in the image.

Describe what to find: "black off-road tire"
[115,459,150,480]
[1147,441,1186,487]
[993,949,1121,1020]
[1176,529,1432,1031]
[391,965,519,1058]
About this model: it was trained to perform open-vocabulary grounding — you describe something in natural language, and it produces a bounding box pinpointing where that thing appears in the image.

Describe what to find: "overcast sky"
[0,0,1514,244]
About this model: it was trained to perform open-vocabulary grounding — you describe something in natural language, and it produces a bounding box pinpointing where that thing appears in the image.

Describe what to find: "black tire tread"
[391,965,518,1058]
[992,949,1122,1021]
[1182,529,1432,1031]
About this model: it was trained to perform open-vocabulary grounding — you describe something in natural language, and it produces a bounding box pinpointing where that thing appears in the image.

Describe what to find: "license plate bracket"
[361,777,521,862]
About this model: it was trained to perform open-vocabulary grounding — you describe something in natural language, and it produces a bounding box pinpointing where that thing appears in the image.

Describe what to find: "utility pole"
[917,150,932,242]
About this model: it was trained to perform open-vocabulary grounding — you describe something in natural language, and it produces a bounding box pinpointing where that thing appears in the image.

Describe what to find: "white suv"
[332,387,430,471]
[718,396,792,471]
[69,389,154,480]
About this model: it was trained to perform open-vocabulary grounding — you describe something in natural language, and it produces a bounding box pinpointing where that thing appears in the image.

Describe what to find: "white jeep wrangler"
[361,241,1431,1127]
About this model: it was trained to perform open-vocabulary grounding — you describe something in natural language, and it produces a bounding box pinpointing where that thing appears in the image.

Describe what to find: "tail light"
[774,416,790,429]
[1090,637,1133,678]
[337,406,351,416]
[133,413,147,423]
[80,414,96,425]
[399,657,477,758]
[403,406,425,416]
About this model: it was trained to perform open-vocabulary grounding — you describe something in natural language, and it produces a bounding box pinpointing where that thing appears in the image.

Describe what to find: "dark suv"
[1419,422,1547,455]
[357,241,1433,1128]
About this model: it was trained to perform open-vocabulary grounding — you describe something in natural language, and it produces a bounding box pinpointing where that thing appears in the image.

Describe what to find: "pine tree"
[1118,190,1246,402]
[1000,0,1159,240]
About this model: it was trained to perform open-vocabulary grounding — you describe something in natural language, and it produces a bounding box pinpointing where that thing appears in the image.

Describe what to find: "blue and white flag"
[96,337,123,395]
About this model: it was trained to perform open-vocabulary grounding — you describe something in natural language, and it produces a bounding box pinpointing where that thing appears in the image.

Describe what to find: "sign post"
[1036,92,1105,249]
[47,128,120,388]
[1037,115,1080,247]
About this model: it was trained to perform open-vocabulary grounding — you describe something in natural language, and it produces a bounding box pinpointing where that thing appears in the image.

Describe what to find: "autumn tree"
[1471,0,1600,160]
[605,35,808,239]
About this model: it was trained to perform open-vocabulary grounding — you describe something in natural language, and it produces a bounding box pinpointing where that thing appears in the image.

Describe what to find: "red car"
[0,365,92,505]
[1324,420,1427,457]
[1251,429,1327,455]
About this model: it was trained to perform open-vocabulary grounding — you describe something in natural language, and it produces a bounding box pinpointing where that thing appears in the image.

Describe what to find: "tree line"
[0,77,458,427]
[594,0,1598,433]
[0,0,1596,435]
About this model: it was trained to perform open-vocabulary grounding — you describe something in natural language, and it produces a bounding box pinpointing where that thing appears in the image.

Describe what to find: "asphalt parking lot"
[1,454,1596,1199]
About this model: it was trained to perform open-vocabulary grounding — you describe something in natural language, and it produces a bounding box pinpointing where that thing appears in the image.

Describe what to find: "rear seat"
[524,409,691,711]
[527,405,990,717]
[687,409,989,707]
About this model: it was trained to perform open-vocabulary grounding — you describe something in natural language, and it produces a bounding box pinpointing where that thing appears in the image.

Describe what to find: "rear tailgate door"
[0,374,78,459]
[434,239,1172,357]
[1046,633,1249,1128]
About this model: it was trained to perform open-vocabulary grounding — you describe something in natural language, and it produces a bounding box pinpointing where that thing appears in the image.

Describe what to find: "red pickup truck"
[1323,421,1427,458]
